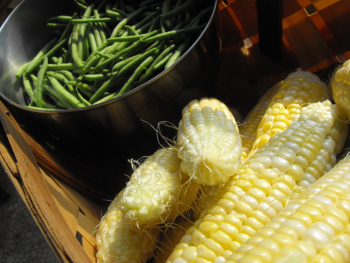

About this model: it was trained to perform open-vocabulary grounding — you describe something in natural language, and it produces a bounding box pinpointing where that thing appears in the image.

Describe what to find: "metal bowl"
[0,0,222,153]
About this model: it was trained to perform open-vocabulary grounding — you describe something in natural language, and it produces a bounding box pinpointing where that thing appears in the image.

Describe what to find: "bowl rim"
[0,0,219,114]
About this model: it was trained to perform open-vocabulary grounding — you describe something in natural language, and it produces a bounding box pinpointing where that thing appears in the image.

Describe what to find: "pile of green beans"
[16,0,213,110]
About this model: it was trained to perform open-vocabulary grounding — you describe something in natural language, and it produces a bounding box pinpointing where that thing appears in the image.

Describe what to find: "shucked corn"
[331,59,350,120]
[177,98,242,186]
[96,190,160,263]
[240,82,281,162]
[250,71,331,158]
[165,100,348,263]
[226,154,350,263]
[121,147,200,227]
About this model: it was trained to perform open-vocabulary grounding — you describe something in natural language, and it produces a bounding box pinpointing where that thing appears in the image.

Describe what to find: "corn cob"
[330,59,350,120]
[154,217,194,263]
[250,71,331,158]
[120,147,200,227]
[177,98,242,186]
[165,100,348,263]
[96,190,160,263]
[240,82,281,162]
[226,154,350,263]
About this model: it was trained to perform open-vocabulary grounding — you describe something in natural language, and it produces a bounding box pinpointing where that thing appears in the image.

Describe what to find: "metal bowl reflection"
[0,0,222,153]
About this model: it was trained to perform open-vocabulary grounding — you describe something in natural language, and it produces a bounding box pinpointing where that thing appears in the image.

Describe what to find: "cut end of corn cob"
[165,100,348,263]
[331,60,350,120]
[96,190,160,263]
[250,71,331,158]
[120,147,200,227]
[177,98,242,186]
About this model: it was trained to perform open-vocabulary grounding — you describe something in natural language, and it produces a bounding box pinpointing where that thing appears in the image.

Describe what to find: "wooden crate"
[0,0,349,262]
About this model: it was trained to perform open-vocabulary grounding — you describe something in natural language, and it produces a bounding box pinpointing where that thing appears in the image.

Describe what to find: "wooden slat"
[318,0,350,54]
[282,9,334,71]
[42,170,80,235]
[77,212,97,248]
[311,0,340,11]
[0,100,92,263]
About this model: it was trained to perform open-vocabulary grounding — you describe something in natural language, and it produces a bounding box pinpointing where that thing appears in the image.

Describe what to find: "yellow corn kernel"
[96,191,160,263]
[240,83,281,161]
[331,60,350,120]
[177,97,242,186]
[249,71,331,158]
[226,154,350,263]
[120,147,200,227]
[166,101,348,263]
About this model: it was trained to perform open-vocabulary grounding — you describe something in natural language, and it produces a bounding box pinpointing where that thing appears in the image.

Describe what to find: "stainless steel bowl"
[0,0,222,153]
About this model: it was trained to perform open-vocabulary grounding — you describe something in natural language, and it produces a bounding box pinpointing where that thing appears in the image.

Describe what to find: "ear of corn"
[165,100,348,263]
[177,97,242,186]
[240,82,281,162]
[96,190,160,263]
[120,147,200,227]
[154,217,194,263]
[250,71,331,158]
[331,59,350,120]
[226,154,350,263]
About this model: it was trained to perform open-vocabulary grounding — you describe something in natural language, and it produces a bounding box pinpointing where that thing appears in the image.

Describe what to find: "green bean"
[134,10,159,29]
[57,56,63,64]
[112,54,141,72]
[71,18,111,23]
[153,52,173,70]
[58,70,76,81]
[70,23,84,68]
[87,25,97,52]
[149,15,160,33]
[47,16,72,23]
[23,75,35,101]
[82,72,115,81]
[25,106,58,110]
[95,30,158,70]
[16,62,30,79]
[161,0,194,19]
[78,87,94,98]
[85,41,109,63]
[96,51,112,59]
[107,35,145,43]
[46,71,76,94]
[46,23,67,29]
[124,25,139,36]
[77,4,94,61]
[107,9,125,18]
[116,56,155,96]
[76,87,91,106]
[48,77,85,108]
[51,56,59,64]
[66,81,97,92]
[74,0,87,9]
[35,56,49,107]
[164,50,180,69]
[141,25,205,43]
[25,37,57,75]
[110,5,148,38]
[139,43,175,83]
[90,47,158,103]
[46,63,78,71]
[92,24,102,47]
[162,0,173,28]
[44,81,74,109]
